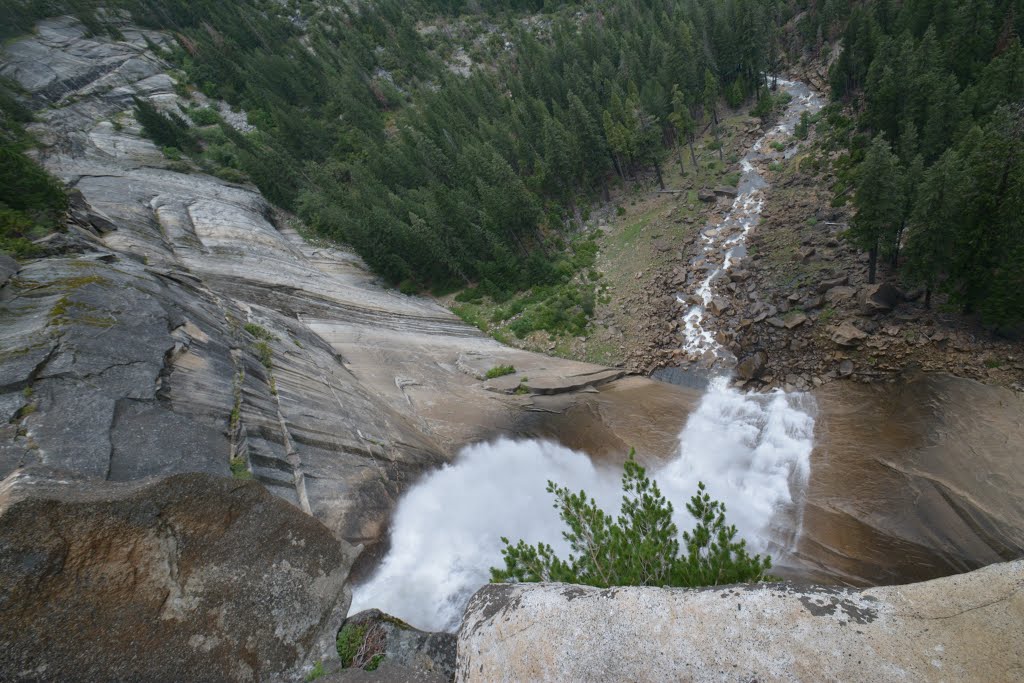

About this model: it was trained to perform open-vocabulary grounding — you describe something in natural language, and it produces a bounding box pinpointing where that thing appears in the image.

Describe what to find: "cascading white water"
[352,78,825,633]
[659,376,815,545]
[350,378,816,632]
[680,78,825,363]
[349,440,623,631]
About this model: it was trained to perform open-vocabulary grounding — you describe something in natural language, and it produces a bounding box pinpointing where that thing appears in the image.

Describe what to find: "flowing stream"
[681,79,825,364]
[351,81,824,632]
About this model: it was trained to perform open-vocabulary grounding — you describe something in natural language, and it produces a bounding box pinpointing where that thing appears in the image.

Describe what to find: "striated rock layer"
[458,560,1024,683]
[0,15,698,560]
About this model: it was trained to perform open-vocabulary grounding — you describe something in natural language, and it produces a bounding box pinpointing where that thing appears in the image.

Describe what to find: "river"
[681,78,825,366]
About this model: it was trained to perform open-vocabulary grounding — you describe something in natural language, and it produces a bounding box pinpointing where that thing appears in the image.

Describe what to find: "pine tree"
[702,69,723,161]
[849,136,905,283]
[491,451,773,588]
[668,84,697,173]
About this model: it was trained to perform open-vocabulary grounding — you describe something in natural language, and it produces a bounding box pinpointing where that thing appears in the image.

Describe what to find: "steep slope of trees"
[4,0,797,295]
[6,0,1021,329]
[825,0,1024,330]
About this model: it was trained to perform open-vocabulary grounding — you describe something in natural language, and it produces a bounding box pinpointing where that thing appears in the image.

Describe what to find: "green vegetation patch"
[304,661,325,682]
[484,364,515,379]
[47,295,116,328]
[229,455,252,480]
[336,624,366,668]
[452,234,602,344]
[253,341,273,369]
[244,322,274,340]
[1,78,67,260]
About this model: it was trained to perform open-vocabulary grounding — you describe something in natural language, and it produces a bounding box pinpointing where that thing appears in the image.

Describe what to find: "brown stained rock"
[708,296,731,316]
[784,312,809,329]
[736,351,767,380]
[824,285,857,305]
[0,468,357,682]
[830,321,868,347]
[859,282,905,315]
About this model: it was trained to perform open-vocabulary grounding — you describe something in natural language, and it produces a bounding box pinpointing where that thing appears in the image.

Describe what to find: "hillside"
[1,1,1023,681]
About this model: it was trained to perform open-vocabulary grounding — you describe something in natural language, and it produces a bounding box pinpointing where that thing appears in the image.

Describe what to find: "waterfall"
[350,379,816,632]
[351,78,824,633]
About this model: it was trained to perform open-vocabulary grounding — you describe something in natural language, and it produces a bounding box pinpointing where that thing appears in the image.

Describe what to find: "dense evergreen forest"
[828,0,1024,329]
[2,0,1023,330]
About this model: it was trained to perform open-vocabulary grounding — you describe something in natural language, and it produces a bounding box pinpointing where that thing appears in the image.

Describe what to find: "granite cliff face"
[0,16,696,557]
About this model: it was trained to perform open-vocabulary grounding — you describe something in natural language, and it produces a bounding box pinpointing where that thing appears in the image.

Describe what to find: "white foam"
[351,380,816,632]
[660,376,815,542]
[349,439,622,631]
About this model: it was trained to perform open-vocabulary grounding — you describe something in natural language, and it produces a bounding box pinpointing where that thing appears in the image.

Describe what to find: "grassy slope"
[443,108,758,367]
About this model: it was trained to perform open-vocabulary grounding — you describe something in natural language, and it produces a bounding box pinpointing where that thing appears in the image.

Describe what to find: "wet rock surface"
[795,373,1024,585]
[458,561,1024,682]
[0,468,356,682]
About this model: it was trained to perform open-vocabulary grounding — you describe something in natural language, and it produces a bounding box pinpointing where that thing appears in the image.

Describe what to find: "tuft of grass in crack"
[254,341,273,369]
[244,322,275,341]
[229,455,252,480]
[484,364,515,379]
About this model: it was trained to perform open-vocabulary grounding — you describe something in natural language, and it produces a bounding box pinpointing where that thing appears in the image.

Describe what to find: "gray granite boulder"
[458,561,1024,682]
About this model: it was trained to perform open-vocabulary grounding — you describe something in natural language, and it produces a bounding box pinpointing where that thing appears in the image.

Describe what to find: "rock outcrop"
[0,15,698,570]
[0,254,17,287]
[333,609,456,683]
[0,467,357,681]
[795,373,1024,585]
[457,560,1024,682]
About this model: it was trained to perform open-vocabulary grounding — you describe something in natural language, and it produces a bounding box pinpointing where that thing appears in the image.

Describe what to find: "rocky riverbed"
[617,82,1024,393]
